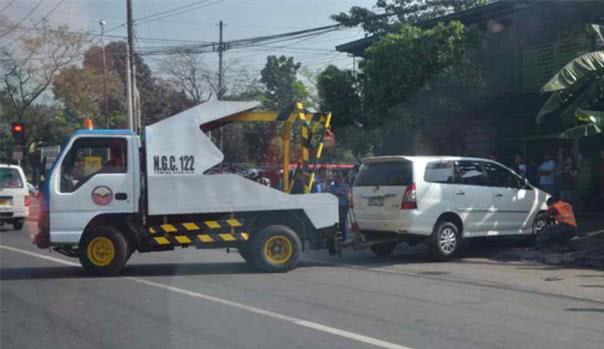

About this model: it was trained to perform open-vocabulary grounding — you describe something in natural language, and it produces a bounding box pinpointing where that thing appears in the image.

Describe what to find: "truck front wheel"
[250,225,301,273]
[79,225,129,276]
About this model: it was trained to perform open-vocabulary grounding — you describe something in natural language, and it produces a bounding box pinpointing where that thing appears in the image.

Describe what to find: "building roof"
[336,0,604,55]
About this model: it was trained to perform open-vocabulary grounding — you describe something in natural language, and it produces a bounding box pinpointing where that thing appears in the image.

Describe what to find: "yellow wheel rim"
[263,235,293,265]
[87,237,115,267]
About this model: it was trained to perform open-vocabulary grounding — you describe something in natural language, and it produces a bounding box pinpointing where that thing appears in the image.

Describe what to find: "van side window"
[60,138,127,193]
[454,161,487,186]
[424,161,454,183]
[483,162,525,188]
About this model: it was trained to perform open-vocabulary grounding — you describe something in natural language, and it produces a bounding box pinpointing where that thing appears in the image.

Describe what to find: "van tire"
[79,225,129,276]
[527,212,550,244]
[12,219,24,230]
[431,221,461,260]
[250,225,301,273]
[369,242,397,257]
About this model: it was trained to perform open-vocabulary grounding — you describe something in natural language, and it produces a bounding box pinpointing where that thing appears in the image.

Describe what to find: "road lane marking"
[0,245,415,349]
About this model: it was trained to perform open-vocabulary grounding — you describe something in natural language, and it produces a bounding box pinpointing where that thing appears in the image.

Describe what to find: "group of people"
[510,153,578,206]
[291,167,358,241]
[506,153,579,250]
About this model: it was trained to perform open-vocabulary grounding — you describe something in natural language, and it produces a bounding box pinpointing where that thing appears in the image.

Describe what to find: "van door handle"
[456,191,465,196]
[494,193,503,198]
[115,192,128,200]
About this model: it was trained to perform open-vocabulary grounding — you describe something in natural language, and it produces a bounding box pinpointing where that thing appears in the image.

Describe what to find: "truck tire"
[79,225,129,276]
[250,225,301,273]
[369,242,397,257]
[12,219,24,230]
[431,221,461,260]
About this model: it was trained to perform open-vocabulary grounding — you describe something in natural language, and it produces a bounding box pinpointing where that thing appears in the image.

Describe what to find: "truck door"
[50,136,136,243]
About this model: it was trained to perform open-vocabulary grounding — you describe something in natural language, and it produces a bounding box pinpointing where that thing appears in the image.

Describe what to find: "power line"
[6,0,66,48]
[0,24,209,44]
[136,24,341,56]
[0,0,46,37]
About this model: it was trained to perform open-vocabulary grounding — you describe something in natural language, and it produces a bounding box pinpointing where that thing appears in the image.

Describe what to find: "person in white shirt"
[514,154,527,178]
[538,153,556,194]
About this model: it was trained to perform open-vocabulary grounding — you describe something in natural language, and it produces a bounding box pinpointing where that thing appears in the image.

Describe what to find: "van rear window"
[0,168,24,188]
[354,161,413,187]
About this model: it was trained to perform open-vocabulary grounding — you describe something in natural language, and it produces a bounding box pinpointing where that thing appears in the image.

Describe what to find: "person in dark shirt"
[329,173,350,241]
[290,170,306,194]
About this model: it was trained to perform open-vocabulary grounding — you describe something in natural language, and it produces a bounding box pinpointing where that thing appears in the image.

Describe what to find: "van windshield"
[0,168,23,189]
[354,161,413,187]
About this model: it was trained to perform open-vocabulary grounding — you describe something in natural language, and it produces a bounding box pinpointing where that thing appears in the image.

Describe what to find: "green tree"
[361,21,469,125]
[52,65,126,128]
[260,55,308,110]
[332,0,486,34]
[536,24,604,136]
[317,65,361,129]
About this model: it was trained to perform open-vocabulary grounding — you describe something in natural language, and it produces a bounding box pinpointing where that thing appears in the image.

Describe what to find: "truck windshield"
[0,168,23,189]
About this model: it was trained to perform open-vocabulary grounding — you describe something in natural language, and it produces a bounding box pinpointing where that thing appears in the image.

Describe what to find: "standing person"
[290,170,306,194]
[538,153,556,194]
[312,167,330,193]
[514,153,527,178]
[559,156,577,207]
[536,196,578,250]
[329,172,350,241]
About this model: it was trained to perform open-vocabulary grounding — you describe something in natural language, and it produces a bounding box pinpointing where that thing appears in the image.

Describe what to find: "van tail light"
[24,195,31,207]
[401,183,417,210]
[348,189,353,209]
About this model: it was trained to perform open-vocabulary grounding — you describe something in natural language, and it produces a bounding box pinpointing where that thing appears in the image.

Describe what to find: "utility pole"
[218,20,224,100]
[126,0,137,133]
[99,19,109,128]
[218,20,225,150]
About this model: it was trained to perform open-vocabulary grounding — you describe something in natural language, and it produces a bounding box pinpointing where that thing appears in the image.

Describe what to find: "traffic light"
[11,122,25,144]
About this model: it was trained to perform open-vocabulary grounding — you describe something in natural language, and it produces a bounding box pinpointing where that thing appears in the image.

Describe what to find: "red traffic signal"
[11,122,25,144]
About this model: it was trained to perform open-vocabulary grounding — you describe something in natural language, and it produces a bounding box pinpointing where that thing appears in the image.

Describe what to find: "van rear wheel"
[79,225,129,276]
[431,221,461,260]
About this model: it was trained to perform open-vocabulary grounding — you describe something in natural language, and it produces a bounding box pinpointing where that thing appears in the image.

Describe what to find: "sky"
[3,0,375,82]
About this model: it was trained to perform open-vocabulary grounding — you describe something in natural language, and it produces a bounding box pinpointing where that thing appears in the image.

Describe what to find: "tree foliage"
[260,55,308,110]
[332,0,486,34]
[317,65,361,129]
[0,23,87,121]
[537,24,604,132]
[361,21,469,125]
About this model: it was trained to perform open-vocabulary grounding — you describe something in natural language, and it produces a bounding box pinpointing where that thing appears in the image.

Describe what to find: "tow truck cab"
[34,100,339,275]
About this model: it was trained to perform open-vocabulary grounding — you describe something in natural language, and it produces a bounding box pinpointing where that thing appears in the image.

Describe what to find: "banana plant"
[537,24,604,137]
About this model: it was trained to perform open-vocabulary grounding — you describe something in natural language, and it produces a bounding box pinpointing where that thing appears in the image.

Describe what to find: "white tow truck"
[33,100,339,275]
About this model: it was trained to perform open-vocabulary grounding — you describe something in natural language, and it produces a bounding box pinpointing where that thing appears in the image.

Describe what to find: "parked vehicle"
[351,156,550,259]
[0,164,30,230]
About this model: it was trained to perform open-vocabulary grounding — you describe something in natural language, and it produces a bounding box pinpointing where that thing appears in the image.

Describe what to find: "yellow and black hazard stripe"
[146,219,248,248]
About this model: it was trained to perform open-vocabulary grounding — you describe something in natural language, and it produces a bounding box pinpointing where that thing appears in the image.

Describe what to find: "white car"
[0,164,30,230]
[352,156,549,259]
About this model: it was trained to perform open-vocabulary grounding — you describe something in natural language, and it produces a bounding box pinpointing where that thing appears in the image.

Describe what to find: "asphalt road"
[2,225,603,349]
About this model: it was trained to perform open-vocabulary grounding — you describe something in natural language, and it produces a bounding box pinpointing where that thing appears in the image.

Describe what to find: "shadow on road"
[0,260,325,280]
[565,308,604,313]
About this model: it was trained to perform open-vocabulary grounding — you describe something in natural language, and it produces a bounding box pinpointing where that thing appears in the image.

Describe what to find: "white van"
[352,156,549,259]
[0,164,30,230]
